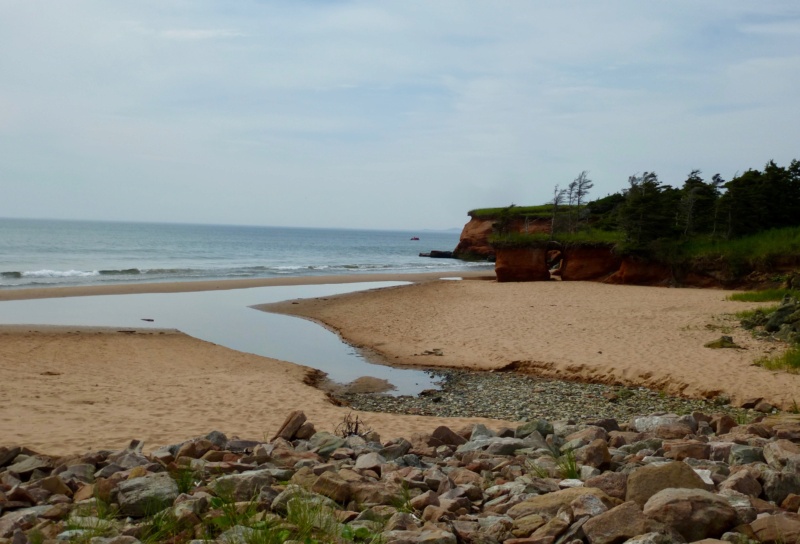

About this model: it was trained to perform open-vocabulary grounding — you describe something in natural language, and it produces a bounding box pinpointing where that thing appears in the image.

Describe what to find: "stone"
[528,516,569,543]
[763,439,800,471]
[355,452,386,474]
[506,487,618,520]
[749,513,800,544]
[380,439,412,461]
[710,414,738,435]
[630,415,694,439]
[381,528,457,544]
[570,493,608,518]
[208,469,275,502]
[642,488,737,541]
[663,440,711,461]
[512,513,547,537]
[271,410,307,441]
[625,461,707,506]
[704,336,742,349]
[5,456,53,476]
[430,426,467,446]
[308,432,346,458]
[582,501,663,544]
[760,467,800,504]
[719,470,762,498]
[117,472,179,517]
[0,506,53,538]
[729,444,765,465]
[585,472,627,501]
[574,439,610,469]
[311,471,352,503]
[409,490,439,511]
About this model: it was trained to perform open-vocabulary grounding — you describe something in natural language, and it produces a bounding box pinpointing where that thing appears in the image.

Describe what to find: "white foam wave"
[22,269,100,278]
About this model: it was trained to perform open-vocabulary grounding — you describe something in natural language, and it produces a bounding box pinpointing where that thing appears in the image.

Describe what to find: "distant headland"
[451,160,800,288]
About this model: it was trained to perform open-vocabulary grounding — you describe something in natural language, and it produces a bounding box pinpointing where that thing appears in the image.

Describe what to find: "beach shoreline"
[0,270,495,301]
[2,273,798,456]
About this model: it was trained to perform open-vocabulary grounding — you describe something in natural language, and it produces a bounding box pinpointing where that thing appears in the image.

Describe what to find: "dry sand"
[264,280,800,410]
[2,274,798,456]
[0,272,504,455]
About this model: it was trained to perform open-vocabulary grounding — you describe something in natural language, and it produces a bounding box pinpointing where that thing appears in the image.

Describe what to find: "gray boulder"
[117,472,179,517]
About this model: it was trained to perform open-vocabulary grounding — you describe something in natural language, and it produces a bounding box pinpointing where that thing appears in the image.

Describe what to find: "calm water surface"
[0,283,440,395]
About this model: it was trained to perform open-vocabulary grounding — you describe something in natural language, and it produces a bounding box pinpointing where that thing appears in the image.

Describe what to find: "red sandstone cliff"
[453,215,550,260]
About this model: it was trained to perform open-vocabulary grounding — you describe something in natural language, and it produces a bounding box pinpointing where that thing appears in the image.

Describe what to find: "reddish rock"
[750,514,800,544]
[626,461,707,506]
[271,410,307,441]
[453,217,496,260]
[311,471,352,503]
[643,488,737,541]
[663,440,711,461]
[561,246,621,281]
[710,414,738,435]
[719,470,762,498]
[585,472,628,501]
[582,501,663,544]
[495,247,550,282]
[605,257,672,285]
[453,215,551,261]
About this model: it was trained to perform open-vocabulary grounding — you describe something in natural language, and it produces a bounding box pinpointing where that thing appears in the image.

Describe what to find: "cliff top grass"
[468,204,556,219]
[489,229,623,248]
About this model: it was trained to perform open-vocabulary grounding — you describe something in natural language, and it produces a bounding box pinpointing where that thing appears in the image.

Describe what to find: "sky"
[1,2,799,230]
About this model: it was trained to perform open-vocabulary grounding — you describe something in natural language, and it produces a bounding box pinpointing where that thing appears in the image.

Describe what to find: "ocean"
[0,218,492,289]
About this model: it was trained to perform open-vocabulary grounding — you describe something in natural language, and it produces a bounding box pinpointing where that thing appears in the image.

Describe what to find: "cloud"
[1,1,799,229]
[159,28,245,41]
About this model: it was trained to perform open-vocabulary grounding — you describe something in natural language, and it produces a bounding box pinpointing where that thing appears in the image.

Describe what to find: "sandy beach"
[263,280,800,410]
[0,272,503,455]
[1,273,797,455]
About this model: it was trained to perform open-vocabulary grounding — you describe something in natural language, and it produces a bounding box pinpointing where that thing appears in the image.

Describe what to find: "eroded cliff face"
[495,247,550,282]
[561,247,622,282]
[453,215,550,260]
[453,217,495,260]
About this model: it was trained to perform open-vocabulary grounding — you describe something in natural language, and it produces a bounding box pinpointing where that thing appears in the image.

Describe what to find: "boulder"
[208,469,275,502]
[506,487,618,520]
[642,488,737,541]
[117,472,179,517]
[750,513,800,544]
[582,501,666,544]
[626,462,707,506]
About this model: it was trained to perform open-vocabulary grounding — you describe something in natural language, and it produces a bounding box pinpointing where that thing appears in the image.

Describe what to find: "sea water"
[0,218,492,394]
[0,218,491,289]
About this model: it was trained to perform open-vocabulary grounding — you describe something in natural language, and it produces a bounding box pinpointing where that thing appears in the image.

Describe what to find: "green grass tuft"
[755,346,800,373]
[734,306,778,320]
[728,289,800,302]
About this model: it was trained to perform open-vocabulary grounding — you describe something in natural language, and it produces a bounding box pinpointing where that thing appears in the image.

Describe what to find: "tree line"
[575,159,800,249]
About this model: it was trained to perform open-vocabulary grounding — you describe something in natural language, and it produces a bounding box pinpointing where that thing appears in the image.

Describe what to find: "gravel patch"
[333,368,754,422]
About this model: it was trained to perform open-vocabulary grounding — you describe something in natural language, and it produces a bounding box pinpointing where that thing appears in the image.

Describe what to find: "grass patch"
[733,306,778,320]
[755,345,800,373]
[489,229,621,249]
[682,226,800,268]
[469,204,556,219]
[728,289,800,302]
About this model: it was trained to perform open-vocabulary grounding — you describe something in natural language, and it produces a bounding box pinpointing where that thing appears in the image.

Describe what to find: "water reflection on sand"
[0,282,438,395]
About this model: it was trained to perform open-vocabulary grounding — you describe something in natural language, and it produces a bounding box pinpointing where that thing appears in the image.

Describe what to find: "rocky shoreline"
[332,369,762,423]
[4,408,800,543]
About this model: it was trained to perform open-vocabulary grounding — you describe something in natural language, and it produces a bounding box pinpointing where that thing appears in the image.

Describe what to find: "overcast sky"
[1,2,799,230]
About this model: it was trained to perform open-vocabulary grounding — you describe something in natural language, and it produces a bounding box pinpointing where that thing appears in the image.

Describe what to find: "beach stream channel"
[0,282,439,395]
